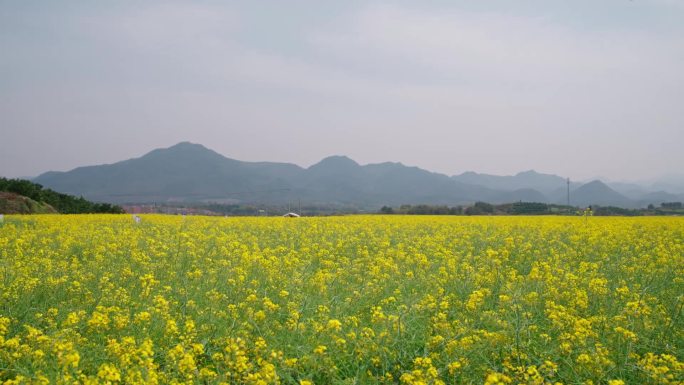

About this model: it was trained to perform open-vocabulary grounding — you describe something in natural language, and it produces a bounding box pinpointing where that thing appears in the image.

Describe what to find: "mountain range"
[32,142,684,209]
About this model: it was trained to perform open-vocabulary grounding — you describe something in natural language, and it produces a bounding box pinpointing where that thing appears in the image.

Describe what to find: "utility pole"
[567,178,570,207]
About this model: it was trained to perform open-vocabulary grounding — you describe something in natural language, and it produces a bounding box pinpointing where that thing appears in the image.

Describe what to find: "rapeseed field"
[0,215,682,384]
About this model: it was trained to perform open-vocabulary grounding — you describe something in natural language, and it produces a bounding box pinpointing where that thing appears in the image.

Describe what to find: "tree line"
[0,178,124,214]
[379,201,683,216]
[380,202,574,215]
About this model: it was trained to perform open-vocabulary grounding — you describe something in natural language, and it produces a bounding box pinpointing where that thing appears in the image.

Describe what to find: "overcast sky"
[1,1,683,181]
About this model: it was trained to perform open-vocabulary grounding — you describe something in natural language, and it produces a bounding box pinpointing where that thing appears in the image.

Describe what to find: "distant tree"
[661,202,682,209]
[592,206,642,216]
[511,202,549,215]
[465,201,494,215]
[383,204,464,215]
[0,177,124,214]
[647,204,655,210]
[406,204,448,215]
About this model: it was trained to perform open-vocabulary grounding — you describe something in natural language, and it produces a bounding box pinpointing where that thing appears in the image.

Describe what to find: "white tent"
[283,212,300,217]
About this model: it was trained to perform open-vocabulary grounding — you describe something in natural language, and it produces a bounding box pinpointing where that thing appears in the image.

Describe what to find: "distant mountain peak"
[165,142,211,152]
[140,142,227,162]
[309,155,359,170]
[570,180,632,207]
[572,180,617,195]
[452,168,568,196]
[581,180,610,188]
[171,141,199,147]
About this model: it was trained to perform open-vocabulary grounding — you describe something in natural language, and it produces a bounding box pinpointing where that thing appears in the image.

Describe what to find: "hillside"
[35,142,306,204]
[34,142,509,207]
[452,170,579,195]
[0,192,58,214]
[31,142,680,209]
[569,180,633,207]
[0,177,124,214]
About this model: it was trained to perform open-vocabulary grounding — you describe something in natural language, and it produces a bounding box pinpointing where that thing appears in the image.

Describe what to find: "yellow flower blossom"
[0,215,681,384]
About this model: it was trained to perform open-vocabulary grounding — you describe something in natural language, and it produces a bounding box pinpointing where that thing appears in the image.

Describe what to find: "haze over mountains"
[32,142,684,209]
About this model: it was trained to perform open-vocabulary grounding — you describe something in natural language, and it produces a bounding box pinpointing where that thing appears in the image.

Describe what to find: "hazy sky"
[1,1,683,181]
